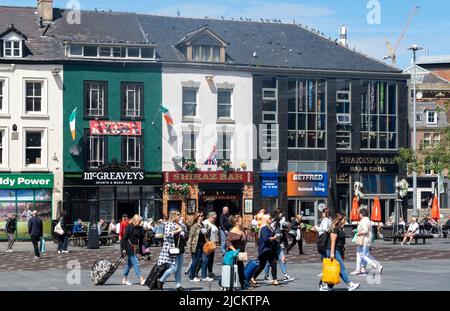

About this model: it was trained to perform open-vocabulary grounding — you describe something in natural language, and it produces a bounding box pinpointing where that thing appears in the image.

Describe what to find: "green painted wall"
[63,63,162,172]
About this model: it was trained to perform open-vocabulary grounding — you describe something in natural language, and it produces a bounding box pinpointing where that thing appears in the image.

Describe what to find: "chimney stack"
[339,25,348,46]
[37,0,53,23]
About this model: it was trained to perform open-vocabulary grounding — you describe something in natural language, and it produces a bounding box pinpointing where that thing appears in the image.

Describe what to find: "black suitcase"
[144,263,170,290]
[91,253,126,285]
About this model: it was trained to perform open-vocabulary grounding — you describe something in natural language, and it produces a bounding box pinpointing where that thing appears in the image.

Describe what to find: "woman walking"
[121,214,146,286]
[287,215,304,254]
[321,212,360,291]
[56,212,69,254]
[226,215,250,290]
[249,213,279,286]
[355,208,383,274]
[156,211,188,291]
[187,213,212,282]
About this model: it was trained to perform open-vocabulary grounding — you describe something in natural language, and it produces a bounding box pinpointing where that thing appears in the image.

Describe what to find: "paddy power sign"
[0,174,54,189]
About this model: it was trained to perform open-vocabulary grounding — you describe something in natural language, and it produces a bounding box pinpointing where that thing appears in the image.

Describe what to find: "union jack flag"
[204,144,218,165]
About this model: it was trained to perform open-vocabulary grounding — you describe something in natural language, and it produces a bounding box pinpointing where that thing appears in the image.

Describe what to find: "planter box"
[303,231,318,244]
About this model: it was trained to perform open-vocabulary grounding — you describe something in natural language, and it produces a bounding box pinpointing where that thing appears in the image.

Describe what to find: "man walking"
[28,211,43,259]
[5,213,17,252]
[219,206,231,255]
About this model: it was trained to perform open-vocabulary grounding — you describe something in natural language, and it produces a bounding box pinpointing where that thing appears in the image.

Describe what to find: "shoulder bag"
[169,231,181,256]
[203,230,217,255]
[54,221,64,235]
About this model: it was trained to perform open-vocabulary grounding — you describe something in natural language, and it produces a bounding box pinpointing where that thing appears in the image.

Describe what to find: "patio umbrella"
[371,196,382,222]
[431,195,440,221]
[351,196,360,222]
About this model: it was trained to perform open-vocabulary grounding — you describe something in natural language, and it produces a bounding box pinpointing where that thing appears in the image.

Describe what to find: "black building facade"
[253,72,409,225]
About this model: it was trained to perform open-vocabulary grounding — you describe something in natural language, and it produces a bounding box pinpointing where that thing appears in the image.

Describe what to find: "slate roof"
[0,5,401,73]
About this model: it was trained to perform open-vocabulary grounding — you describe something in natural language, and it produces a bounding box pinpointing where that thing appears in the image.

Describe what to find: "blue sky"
[1,0,447,69]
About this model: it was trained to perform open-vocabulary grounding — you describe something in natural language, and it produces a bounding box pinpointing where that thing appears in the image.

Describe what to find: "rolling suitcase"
[221,264,239,291]
[144,263,170,290]
[90,252,126,285]
[244,259,259,281]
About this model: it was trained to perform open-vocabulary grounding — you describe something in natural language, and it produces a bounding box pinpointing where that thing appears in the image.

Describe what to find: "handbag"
[322,258,341,285]
[296,228,302,241]
[54,222,64,235]
[223,249,239,266]
[40,238,46,254]
[202,228,217,255]
[169,233,181,256]
[238,252,248,262]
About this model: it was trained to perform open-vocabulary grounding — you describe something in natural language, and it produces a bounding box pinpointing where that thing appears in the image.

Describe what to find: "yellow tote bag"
[322,258,341,285]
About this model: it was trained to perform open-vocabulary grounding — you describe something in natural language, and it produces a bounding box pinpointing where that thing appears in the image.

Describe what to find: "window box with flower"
[165,183,190,196]
[183,160,199,173]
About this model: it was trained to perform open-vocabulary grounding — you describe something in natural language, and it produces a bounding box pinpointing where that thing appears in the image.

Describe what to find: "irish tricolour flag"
[160,105,173,126]
[69,107,77,141]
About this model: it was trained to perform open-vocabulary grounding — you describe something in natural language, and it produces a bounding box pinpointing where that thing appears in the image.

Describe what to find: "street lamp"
[408,44,423,217]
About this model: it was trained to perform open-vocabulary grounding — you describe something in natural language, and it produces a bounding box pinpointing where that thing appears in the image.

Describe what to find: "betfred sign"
[0,174,54,189]
[287,172,328,197]
[164,171,253,184]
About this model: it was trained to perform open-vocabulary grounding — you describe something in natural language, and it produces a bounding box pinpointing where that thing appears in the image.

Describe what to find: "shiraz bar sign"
[337,153,398,174]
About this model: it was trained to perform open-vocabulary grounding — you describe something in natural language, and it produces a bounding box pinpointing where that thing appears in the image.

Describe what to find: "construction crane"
[384,6,419,66]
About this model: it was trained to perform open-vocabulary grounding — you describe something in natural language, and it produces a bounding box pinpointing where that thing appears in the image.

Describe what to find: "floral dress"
[157,221,176,265]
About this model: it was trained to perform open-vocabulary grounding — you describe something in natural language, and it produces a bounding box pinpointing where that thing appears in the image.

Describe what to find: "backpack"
[317,232,329,254]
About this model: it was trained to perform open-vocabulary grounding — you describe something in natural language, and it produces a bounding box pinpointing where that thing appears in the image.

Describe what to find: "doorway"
[288,199,326,226]
[117,201,138,220]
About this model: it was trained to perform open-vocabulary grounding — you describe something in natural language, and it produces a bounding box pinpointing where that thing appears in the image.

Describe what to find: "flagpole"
[151,104,162,126]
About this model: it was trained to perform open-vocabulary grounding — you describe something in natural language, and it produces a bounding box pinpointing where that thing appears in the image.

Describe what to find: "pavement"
[0,238,449,291]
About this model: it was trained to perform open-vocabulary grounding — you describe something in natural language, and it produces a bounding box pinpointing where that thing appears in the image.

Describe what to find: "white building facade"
[0,63,63,238]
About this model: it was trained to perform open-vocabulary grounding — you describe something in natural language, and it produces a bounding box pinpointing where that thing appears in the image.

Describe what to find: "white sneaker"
[190,277,201,282]
[57,250,61,254]
[376,265,383,274]
[62,250,69,253]
[319,283,331,291]
[350,270,361,275]
[122,280,132,286]
[317,273,323,277]
[202,277,214,282]
[347,282,360,291]
[6,249,13,253]
[283,274,295,282]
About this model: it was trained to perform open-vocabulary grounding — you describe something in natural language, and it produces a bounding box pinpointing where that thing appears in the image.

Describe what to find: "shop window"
[361,81,397,150]
[182,131,197,161]
[87,135,105,168]
[217,89,232,118]
[182,88,197,117]
[25,131,42,165]
[123,136,142,169]
[217,131,232,161]
[288,79,327,149]
[25,81,43,113]
[121,82,143,118]
[84,81,107,117]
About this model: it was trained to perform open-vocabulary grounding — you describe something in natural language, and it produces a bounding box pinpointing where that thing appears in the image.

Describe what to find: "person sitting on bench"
[401,217,420,245]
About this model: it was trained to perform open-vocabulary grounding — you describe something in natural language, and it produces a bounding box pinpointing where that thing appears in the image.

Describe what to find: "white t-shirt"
[318,217,332,236]
[202,219,219,243]
[408,222,420,235]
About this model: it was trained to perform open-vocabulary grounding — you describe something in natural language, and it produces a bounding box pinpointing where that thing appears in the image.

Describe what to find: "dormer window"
[192,45,220,62]
[176,27,228,63]
[1,24,27,59]
[426,110,437,125]
[67,44,156,60]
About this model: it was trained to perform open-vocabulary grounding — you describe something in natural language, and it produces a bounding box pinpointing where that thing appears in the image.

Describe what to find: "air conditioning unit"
[336,114,351,124]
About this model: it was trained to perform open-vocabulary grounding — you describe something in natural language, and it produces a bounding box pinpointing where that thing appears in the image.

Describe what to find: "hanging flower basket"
[183,160,198,173]
[396,179,409,199]
[219,160,234,172]
[165,183,190,196]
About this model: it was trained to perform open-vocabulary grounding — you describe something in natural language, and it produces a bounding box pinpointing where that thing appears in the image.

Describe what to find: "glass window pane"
[297,132,306,148]
[307,114,316,130]
[26,132,41,147]
[112,47,122,57]
[127,47,140,57]
[35,189,51,201]
[218,90,231,104]
[100,47,111,57]
[298,114,306,130]
[70,45,83,56]
[141,48,154,58]
[288,131,296,147]
[288,114,296,130]
[0,190,16,201]
[84,45,98,57]
[307,132,316,147]
[183,89,196,103]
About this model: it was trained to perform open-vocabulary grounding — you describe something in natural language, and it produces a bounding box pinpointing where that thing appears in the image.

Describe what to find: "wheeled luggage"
[90,253,126,285]
[221,264,239,290]
[244,259,259,281]
[144,263,170,290]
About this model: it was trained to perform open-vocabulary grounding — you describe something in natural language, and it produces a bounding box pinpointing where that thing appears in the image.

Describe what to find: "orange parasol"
[351,196,360,222]
[371,196,382,222]
[431,195,441,221]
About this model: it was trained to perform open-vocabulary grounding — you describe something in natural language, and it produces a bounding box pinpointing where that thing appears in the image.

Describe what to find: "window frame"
[182,131,197,162]
[23,128,46,168]
[23,79,47,116]
[3,39,22,58]
[426,111,437,125]
[0,127,7,168]
[67,44,155,60]
[121,82,144,119]
[182,88,198,118]
[360,81,398,150]
[217,89,233,119]
[84,81,108,118]
[336,83,352,150]
[0,78,8,115]
[192,45,221,62]
[86,133,106,169]
[217,131,232,161]
[122,135,143,169]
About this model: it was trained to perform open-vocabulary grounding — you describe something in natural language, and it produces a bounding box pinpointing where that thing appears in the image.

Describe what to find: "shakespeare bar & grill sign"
[336,153,398,174]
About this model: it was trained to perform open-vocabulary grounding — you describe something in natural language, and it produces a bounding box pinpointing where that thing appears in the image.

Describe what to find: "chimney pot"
[37,0,53,23]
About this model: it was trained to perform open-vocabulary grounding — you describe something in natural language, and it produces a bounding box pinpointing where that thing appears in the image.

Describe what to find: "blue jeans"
[357,245,380,269]
[264,247,287,275]
[220,230,228,254]
[123,254,141,278]
[160,253,184,288]
[189,245,208,280]
[58,235,68,251]
[325,249,350,284]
